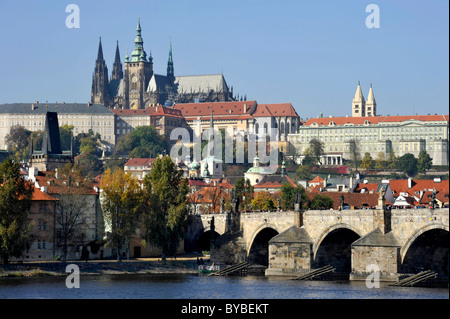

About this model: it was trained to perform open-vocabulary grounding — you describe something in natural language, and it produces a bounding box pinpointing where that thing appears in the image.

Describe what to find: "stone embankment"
[0,259,200,278]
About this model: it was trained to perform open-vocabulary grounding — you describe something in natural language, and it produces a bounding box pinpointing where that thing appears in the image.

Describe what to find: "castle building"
[91,19,236,110]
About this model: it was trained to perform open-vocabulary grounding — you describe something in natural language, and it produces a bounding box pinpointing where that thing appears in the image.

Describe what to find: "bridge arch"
[313,223,363,259]
[400,223,449,262]
[400,224,449,276]
[313,223,362,273]
[246,224,280,266]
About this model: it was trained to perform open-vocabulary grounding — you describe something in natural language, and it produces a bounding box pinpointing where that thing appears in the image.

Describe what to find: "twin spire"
[352,82,377,117]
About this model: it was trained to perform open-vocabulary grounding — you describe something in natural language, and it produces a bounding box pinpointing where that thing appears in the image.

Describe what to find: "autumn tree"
[100,168,143,261]
[0,157,34,264]
[251,191,275,211]
[361,152,374,170]
[115,126,166,158]
[375,152,386,170]
[233,177,253,211]
[142,156,189,261]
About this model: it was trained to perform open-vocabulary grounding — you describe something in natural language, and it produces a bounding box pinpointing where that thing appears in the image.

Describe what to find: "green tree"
[309,194,334,210]
[308,139,324,165]
[100,168,143,261]
[361,152,374,170]
[233,177,253,211]
[295,154,316,181]
[115,126,166,158]
[59,125,74,151]
[142,156,189,261]
[386,150,397,170]
[348,139,361,171]
[280,183,307,211]
[417,150,433,174]
[396,153,418,177]
[0,158,34,264]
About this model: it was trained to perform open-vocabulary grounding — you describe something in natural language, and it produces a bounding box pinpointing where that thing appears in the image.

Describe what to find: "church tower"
[352,81,365,117]
[111,41,123,80]
[167,40,175,84]
[365,83,376,117]
[91,37,110,105]
[123,18,153,109]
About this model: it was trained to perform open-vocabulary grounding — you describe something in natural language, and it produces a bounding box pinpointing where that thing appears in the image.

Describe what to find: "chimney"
[40,186,47,193]
[244,103,247,113]
[408,177,412,189]
[31,104,35,110]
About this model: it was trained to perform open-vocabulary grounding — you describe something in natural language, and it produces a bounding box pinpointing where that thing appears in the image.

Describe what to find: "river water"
[0,274,448,299]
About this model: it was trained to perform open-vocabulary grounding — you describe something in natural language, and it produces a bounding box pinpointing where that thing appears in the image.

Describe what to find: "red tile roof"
[308,192,379,210]
[354,183,379,193]
[32,186,58,201]
[124,158,157,167]
[174,101,257,120]
[254,175,297,189]
[304,114,449,126]
[309,176,325,184]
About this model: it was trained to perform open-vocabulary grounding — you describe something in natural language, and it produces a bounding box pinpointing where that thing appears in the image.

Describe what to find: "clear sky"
[0,0,448,120]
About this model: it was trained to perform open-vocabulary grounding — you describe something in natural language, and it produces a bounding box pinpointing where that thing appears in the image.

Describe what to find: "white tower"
[352,81,365,117]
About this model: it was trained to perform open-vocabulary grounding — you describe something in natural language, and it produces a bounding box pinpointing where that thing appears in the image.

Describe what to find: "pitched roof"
[308,191,379,210]
[124,158,157,167]
[309,176,324,184]
[32,186,58,201]
[254,175,296,189]
[354,183,379,193]
[304,114,449,126]
[175,74,229,94]
[173,100,257,120]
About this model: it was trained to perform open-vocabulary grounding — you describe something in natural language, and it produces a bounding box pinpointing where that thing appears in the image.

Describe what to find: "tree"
[309,194,334,210]
[251,191,275,211]
[296,154,316,181]
[0,157,34,264]
[375,152,386,170]
[396,153,418,177]
[233,177,253,211]
[50,165,94,262]
[308,139,324,165]
[386,150,397,170]
[142,156,189,261]
[5,125,30,151]
[280,183,307,211]
[100,168,143,261]
[348,139,361,171]
[417,150,433,174]
[59,125,74,151]
[115,126,166,158]
[361,152,374,170]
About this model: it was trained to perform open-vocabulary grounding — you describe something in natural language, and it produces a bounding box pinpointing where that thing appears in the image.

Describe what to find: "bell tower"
[124,18,153,109]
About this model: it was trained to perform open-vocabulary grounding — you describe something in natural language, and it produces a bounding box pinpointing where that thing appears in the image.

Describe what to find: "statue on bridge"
[339,194,344,211]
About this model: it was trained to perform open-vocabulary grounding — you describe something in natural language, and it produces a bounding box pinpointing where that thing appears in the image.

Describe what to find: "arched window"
[255,123,259,135]
[280,122,285,134]
[264,123,268,134]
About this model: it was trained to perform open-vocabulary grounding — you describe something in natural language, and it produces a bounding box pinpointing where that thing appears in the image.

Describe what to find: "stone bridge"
[185,208,449,281]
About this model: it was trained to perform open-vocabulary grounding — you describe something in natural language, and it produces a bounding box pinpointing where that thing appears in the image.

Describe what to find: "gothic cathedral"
[91,19,238,109]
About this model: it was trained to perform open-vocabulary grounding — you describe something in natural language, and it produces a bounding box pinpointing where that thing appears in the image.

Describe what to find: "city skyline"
[0,0,448,119]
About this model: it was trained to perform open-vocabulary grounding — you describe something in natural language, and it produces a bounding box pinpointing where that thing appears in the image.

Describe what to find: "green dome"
[189,159,200,170]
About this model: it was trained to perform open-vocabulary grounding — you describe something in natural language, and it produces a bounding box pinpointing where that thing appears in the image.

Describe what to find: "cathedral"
[91,19,237,109]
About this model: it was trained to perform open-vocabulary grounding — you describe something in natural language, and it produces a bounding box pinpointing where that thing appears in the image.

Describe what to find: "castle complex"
[91,19,236,110]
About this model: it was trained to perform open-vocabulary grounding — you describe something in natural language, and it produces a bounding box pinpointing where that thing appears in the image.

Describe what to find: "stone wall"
[350,245,401,281]
[266,242,313,277]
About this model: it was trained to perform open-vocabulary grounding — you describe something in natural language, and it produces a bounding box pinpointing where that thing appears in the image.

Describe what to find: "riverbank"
[0,257,202,278]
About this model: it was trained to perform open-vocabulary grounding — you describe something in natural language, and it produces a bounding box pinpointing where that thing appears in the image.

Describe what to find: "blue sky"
[0,0,448,119]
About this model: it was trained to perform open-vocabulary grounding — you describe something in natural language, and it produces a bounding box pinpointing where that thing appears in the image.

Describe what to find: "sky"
[0,0,448,120]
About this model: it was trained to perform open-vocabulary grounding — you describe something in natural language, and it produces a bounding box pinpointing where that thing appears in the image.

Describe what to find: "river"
[0,274,448,299]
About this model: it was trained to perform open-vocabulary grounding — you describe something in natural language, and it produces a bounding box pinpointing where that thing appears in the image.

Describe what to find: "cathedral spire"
[167,39,174,82]
[352,81,365,117]
[112,40,123,80]
[97,37,104,61]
